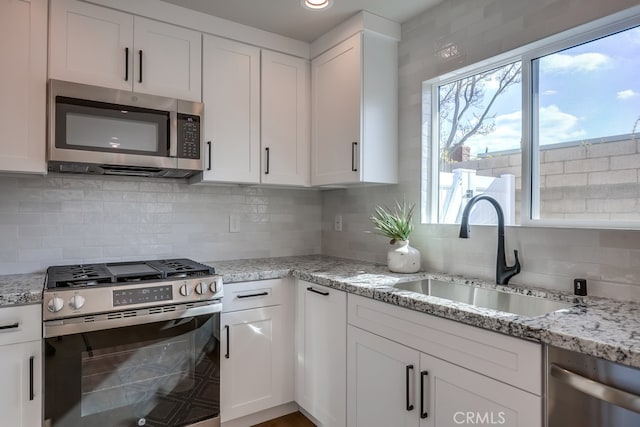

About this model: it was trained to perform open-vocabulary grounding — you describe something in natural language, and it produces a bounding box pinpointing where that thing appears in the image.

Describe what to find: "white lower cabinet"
[220,279,293,422]
[0,304,42,427]
[347,294,543,427]
[295,281,346,427]
[348,325,542,427]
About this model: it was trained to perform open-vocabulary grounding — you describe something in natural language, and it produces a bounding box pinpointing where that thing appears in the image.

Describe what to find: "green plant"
[370,200,415,244]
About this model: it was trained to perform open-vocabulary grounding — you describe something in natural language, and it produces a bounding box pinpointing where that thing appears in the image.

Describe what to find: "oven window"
[55,96,169,156]
[45,314,220,427]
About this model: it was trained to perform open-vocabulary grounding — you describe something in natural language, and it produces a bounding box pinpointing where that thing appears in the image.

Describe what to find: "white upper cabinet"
[132,17,201,101]
[49,0,201,101]
[261,50,310,186]
[0,0,47,174]
[311,31,398,186]
[200,35,261,184]
[197,38,310,186]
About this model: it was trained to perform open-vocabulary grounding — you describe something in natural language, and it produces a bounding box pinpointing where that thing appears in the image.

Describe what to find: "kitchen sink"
[393,279,573,317]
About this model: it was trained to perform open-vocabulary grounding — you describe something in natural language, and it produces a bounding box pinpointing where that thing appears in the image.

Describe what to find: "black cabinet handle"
[207,141,212,171]
[306,286,329,296]
[265,147,270,175]
[224,325,230,359]
[420,370,429,419]
[0,322,19,330]
[124,47,129,81]
[138,50,143,83]
[406,364,414,411]
[29,356,34,401]
[237,292,269,299]
[351,142,358,172]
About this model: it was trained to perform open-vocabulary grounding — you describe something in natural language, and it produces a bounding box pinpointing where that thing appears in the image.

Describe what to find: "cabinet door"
[348,326,420,427]
[295,281,346,427]
[261,50,310,186]
[133,17,201,102]
[49,0,133,90]
[0,0,47,173]
[420,352,542,427]
[311,33,361,186]
[0,340,41,427]
[221,305,293,422]
[201,35,260,184]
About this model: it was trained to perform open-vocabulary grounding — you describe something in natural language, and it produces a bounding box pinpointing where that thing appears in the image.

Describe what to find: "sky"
[445,25,640,156]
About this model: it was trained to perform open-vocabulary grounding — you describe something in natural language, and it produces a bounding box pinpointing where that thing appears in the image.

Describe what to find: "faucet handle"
[512,250,521,272]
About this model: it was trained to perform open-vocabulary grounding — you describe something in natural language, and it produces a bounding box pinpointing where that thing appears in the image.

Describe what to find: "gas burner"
[66,280,99,288]
[45,259,216,290]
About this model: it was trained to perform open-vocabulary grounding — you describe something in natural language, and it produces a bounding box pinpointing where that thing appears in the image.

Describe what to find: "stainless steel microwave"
[48,79,203,178]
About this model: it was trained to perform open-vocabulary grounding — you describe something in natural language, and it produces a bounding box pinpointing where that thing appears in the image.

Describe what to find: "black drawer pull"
[306,287,329,296]
[420,370,429,419]
[29,356,34,401]
[224,325,230,359]
[351,141,358,172]
[0,322,19,330]
[237,292,269,299]
[138,50,143,83]
[406,364,414,411]
[124,47,129,81]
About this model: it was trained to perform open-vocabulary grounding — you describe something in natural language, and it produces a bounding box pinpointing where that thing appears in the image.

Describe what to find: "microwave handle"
[207,141,212,171]
[169,111,178,158]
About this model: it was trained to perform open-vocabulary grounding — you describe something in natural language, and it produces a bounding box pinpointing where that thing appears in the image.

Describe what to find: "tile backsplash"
[0,174,321,274]
[322,0,640,302]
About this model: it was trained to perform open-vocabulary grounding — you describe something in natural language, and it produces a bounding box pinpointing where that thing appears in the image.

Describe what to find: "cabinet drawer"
[0,304,41,346]
[348,294,542,395]
[223,279,289,312]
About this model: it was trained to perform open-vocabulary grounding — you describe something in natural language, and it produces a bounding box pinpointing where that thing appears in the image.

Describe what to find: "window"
[423,15,640,227]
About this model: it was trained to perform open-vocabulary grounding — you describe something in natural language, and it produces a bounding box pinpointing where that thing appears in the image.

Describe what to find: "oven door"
[44,308,220,427]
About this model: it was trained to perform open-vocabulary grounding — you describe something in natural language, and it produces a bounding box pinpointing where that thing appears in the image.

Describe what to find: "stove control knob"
[47,297,64,313]
[195,282,206,295]
[179,284,191,296]
[69,295,86,310]
[210,277,223,294]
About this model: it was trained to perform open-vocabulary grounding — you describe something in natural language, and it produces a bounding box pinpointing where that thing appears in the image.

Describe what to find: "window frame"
[423,8,640,229]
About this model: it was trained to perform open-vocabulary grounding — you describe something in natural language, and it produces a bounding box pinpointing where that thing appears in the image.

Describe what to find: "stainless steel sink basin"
[394,279,573,317]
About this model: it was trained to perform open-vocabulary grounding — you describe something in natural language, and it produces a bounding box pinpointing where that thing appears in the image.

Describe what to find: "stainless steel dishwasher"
[547,345,640,426]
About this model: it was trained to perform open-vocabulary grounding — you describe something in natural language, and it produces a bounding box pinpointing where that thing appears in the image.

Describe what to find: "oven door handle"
[550,363,640,414]
[44,301,222,338]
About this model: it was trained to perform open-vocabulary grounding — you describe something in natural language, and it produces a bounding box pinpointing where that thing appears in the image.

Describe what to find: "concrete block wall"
[455,138,640,220]
[322,0,640,301]
[0,174,322,274]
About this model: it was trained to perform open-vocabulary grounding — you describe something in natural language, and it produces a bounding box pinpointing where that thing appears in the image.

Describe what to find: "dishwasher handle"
[550,363,640,414]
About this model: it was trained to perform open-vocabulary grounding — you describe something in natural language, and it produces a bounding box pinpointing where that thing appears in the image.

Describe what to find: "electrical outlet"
[334,214,343,232]
[229,215,240,233]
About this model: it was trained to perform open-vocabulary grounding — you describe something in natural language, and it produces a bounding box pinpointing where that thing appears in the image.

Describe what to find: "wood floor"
[252,411,316,427]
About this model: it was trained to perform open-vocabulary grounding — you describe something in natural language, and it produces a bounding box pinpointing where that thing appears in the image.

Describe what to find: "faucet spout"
[458,195,521,285]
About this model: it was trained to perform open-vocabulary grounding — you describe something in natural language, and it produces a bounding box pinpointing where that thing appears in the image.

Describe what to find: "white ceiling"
[159,0,442,42]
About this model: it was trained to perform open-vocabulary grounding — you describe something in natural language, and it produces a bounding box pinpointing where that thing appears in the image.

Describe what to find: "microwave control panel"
[177,113,201,159]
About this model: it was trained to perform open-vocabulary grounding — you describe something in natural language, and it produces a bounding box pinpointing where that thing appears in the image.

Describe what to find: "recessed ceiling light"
[301,0,334,11]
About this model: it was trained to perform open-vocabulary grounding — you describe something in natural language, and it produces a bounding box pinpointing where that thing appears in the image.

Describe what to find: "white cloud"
[542,89,557,96]
[541,52,610,73]
[617,89,638,100]
[463,105,587,154]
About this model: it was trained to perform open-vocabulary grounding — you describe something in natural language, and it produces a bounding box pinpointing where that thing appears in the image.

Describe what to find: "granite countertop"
[2,255,639,369]
[0,273,45,307]
[212,255,640,369]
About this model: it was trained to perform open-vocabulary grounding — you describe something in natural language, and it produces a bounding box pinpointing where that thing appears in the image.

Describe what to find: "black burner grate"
[45,259,216,290]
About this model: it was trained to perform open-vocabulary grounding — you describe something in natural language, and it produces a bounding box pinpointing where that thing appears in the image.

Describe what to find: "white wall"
[0,174,321,274]
[322,0,640,301]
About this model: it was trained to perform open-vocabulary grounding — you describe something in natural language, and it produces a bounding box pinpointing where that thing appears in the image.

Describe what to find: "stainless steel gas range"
[42,258,223,427]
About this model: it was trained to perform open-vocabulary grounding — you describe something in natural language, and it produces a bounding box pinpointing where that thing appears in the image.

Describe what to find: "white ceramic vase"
[387,240,421,273]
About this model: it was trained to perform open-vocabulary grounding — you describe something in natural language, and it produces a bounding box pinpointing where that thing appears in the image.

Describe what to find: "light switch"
[229,215,240,233]
[334,214,342,232]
